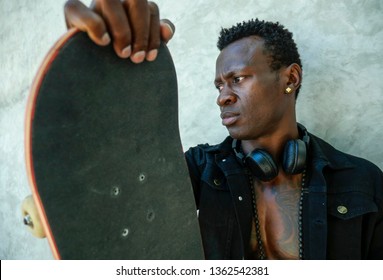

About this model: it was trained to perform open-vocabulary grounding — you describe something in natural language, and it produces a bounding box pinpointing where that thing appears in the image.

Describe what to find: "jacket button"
[213,179,221,186]
[238,196,243,201]
[337,205,348,214]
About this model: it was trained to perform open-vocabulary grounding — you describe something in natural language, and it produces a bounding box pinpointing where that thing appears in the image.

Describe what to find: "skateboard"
[22,29,204,260]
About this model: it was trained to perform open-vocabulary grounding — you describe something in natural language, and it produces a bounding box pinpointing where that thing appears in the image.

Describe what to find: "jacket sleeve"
[369,168,383,259]
[184,145,208,209]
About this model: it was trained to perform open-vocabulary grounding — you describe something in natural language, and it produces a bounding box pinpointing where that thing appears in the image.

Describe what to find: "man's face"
[215,36,290,140]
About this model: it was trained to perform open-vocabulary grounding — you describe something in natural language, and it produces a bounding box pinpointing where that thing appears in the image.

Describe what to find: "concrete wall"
[1,0,382,259]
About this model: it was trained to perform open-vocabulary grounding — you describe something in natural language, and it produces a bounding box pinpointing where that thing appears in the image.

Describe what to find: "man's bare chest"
[249,175,303,259]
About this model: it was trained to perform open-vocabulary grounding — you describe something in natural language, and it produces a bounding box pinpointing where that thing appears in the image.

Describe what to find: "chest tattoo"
[249,175,303,259]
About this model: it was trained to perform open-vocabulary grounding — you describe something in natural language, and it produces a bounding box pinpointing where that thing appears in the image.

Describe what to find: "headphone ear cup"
[245,149,279,181]
[283,139,307,174]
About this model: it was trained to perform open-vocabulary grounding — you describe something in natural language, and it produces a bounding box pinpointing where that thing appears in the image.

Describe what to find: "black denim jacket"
[185,133,383,259]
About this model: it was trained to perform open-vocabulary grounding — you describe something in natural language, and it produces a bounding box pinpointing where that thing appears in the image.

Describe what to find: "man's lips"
[220,111,239,126]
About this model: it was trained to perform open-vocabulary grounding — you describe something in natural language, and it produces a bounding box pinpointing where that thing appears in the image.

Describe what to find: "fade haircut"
[217,19,302,97]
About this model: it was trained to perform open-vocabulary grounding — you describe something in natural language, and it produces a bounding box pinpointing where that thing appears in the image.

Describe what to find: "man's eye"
[233,76,244,84]
[215,84,223,92]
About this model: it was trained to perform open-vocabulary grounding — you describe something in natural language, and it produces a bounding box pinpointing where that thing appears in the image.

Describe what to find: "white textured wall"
[1,0,382,259]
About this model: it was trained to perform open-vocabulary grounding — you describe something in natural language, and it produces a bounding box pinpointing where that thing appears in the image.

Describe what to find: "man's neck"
[241,121,299,160]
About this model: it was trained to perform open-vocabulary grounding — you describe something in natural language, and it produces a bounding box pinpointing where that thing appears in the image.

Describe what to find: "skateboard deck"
[25,29,204,259]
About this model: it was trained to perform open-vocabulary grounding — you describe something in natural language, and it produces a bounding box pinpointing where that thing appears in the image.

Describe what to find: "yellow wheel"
[21,195,46,238]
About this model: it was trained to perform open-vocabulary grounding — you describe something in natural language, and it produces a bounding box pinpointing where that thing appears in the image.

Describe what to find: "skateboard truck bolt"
[138,173,146,182]
[111,186,121,196]
[147,210,155,222]
[23,214,33,227]
[121,228,129,238]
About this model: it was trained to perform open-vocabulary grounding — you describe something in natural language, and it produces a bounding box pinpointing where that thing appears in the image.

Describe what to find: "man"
[64,0,383,259]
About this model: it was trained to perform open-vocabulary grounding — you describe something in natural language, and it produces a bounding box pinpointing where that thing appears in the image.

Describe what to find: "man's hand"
[64,0,175,63]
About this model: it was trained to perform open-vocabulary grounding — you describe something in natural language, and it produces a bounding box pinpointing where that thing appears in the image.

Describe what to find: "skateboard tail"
[25,28,80,260]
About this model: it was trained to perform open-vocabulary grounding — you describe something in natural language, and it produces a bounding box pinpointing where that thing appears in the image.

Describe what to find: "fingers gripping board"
[25,30,203,259]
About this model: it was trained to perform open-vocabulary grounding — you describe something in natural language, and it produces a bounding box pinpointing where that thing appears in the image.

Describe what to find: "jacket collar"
[202,136,233,155]
[308,133,356,171]
[205,131,356,172]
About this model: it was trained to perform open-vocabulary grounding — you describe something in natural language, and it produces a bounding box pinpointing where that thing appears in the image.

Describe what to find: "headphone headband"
[232,138,244,161]
[232,123,310,181]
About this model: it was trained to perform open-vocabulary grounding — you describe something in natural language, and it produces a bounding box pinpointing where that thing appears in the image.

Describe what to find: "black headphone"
[232,124,310,182]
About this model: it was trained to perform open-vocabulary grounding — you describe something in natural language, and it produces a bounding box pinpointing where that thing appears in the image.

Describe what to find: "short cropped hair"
[217,19,302,97]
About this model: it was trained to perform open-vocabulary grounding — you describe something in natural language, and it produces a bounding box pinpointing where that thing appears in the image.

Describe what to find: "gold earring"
[285,86,293,94]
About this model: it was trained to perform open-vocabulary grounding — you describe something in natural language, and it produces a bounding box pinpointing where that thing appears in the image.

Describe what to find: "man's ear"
[284,63,302,93]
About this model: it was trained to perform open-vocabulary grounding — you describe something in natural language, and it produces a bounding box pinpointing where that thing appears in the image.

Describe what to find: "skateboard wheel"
[21,195,46,238]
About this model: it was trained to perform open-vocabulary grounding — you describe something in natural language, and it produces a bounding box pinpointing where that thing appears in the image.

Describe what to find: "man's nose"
[216,87,237,106]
